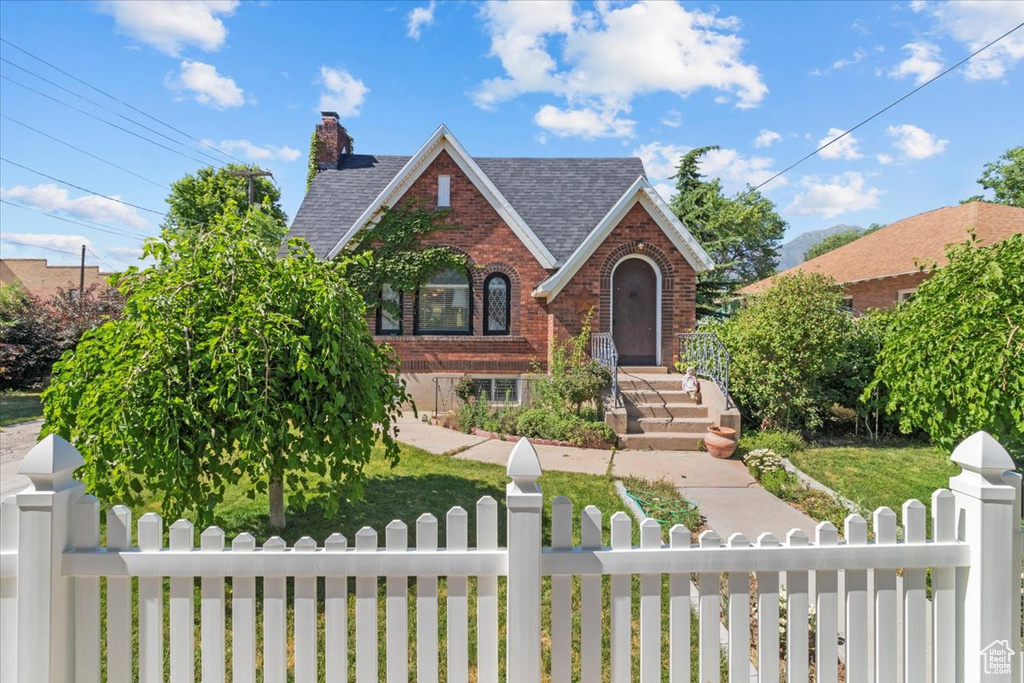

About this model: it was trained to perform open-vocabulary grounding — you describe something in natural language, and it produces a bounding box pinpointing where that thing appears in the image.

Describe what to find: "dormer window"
[438,175,450,208]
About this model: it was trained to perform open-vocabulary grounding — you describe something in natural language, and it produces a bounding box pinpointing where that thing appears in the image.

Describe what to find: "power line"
[739,20,1024,199]
[0,238,85,258]
[0,38,250,166]
[1,199,146,242]
[0,157,166,218]
[86,246,119,272]
[2,75,213,166]
[1,57,229,168]
[1,114,168,189]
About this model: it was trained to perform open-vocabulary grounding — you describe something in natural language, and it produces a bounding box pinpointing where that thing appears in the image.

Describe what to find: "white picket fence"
[0,431,1020,682]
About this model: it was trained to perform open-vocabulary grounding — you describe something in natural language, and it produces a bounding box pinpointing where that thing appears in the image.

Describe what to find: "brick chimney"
[314,112,352,169]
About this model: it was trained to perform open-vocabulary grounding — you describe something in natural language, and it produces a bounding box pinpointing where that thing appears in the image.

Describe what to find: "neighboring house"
[0,258,111,301]
[740,202,1024,313]
[289,113,715,408]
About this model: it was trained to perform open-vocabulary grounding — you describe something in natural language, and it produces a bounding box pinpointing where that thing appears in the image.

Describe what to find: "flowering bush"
[743,448,787,482]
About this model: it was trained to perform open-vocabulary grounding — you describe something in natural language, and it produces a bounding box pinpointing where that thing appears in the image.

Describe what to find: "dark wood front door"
[612,258,657,365]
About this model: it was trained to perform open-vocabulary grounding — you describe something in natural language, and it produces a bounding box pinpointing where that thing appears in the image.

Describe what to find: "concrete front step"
[619,377,686,392]
[625,403,709,419]
[628,417,713,434]
[619,432,705,451]
[621,389,698,404]
[619,366,668,374]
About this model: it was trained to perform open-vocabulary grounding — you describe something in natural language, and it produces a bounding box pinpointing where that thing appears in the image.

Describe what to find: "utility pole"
[227,169,273,208]
[79,244,85,305]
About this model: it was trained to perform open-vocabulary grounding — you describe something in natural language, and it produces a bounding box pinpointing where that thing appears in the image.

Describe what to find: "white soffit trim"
[533,176,715,301]
[325,125,558,268]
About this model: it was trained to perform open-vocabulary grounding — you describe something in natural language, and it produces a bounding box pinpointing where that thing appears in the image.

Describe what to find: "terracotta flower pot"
[705,426,737,459]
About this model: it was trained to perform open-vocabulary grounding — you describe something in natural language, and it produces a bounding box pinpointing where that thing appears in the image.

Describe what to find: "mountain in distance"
[776,223,864,271]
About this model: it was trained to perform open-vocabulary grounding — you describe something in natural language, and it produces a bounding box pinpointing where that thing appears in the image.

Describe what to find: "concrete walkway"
[0,420,42,501]
[395,413,818,540]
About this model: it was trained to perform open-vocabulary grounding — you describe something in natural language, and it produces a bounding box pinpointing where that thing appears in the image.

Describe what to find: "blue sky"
[1,0,1022,271]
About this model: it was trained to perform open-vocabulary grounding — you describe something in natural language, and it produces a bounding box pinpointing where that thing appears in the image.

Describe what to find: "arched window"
[483,273,510,335]
[416,268,472,334]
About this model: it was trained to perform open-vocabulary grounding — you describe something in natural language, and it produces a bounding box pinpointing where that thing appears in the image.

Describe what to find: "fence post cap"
[950,431,1014,475]
[17,434,84,491]
[507,437,542,482]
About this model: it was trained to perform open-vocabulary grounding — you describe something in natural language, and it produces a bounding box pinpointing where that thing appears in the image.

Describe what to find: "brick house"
[740,201,1024,313]
[0,258,111,301]
[289,114,715,411]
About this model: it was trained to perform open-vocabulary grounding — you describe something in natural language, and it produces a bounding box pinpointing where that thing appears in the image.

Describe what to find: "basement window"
[470,378,520,404]
[438,175,450,208]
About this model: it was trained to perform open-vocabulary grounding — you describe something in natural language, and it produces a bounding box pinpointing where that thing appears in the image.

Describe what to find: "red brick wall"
[547,201,698,368]
[368,150,698,373]
[846,271,929,313]
[373,149,553,373]
[0,259,110,301]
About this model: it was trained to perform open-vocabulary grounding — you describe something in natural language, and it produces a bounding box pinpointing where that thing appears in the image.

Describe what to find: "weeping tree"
[42,204,408,529]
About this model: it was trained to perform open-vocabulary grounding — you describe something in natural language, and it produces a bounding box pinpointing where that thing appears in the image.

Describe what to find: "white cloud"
[912,0,1024,80]
[534,104,635,139]
[887,41,943,85]
[833,49,866,69]
[167,60,245,109]
[812,48,868,75]
[754,129,782,148]
[660,110,683,128]
[317,66,369,117]
[407,1,436,40]
[202,138,301,161]
[474,0,767,138]
[818,127,863,160]
[1,233,94,256]
[0,184,150,229]
[98,0,239,56]
[634,142,785,195]
[887,123,949,159]
[787,172,882,218]
[877,153,894,165]
[109,246,145,259]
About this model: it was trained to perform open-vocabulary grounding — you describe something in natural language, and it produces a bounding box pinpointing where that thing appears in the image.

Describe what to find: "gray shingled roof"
[288,153,647,262]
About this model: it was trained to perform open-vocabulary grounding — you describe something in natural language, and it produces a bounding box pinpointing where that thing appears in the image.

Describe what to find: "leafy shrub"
[738,430,806,459]
[515,408,617,446]
[454,375,476,404]
[535,310,611,415]
[870,233,1024,459]
[713,272,877,432]
[0,283,123,391]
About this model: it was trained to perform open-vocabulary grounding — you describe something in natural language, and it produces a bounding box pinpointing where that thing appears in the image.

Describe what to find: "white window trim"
[609,254,662,366]
[438,175,450,208]
[897,288,917,302]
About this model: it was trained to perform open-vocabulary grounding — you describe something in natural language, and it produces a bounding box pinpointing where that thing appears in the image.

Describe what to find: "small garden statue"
[682,366,702,405]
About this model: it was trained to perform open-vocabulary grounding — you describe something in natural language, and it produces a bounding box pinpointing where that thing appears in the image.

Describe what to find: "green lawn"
[789,441,960,519]
[0,391,43,426]
[115,442,723,682]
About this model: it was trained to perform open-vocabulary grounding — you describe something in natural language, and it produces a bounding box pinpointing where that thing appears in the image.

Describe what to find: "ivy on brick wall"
[343,204,466,317]
[306,131,320,190]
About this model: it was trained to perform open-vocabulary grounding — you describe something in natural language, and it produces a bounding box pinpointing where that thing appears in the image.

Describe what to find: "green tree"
[804,229,864,261]
[343,204,466,315]
[869,233,1024,458]
[42,205,408,529]
[712,272,874,431]
[164,164,287,238]
[963,146,1024,206]
[669,146,787,318]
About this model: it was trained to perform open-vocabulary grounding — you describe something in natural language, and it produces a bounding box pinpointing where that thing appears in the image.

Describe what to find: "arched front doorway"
[611,255,660,366]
